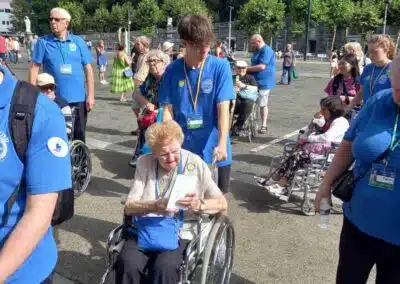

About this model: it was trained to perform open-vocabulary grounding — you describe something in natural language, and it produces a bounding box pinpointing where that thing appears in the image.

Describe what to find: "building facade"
[0,0,12,34]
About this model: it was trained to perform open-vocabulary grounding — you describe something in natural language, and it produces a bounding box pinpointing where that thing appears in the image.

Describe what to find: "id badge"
[60,64,72,74]
[187,116,203,129]
[369,163,396,190]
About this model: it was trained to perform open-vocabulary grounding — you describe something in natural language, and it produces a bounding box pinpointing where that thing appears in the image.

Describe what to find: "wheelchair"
[231,99,260,143]
[100,214,235,284]
[69,139,92,196]
[258,136,339,216]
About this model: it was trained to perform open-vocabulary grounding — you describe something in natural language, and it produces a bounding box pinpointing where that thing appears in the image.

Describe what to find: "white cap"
[37,73,56,86]
[236,60,248,68]
[162,41,174,52]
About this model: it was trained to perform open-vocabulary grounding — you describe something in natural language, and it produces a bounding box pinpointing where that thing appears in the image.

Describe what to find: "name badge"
[369,163,396,190]
[187,118,203,129]
[60,64,72,74]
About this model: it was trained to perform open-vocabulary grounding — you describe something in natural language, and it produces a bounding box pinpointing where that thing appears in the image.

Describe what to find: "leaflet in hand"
[167,175,198,210]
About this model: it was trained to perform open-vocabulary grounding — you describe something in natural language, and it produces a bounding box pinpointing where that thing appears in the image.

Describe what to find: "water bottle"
[318,198,331,229]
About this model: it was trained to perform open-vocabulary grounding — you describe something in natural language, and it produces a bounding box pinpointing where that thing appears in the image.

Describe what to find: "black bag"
[331,169,358,202]
[4,81,74,227]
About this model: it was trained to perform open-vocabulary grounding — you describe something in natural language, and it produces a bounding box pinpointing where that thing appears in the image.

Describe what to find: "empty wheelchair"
[100,214,235,284]
[256,140,339,216]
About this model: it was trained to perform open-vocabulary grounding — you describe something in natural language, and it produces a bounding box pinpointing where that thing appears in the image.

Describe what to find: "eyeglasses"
[48,17,66,23]
[40,84,56,91]
[147,58,163,64]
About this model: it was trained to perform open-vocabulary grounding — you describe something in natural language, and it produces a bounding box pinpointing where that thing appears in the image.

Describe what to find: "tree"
[134,0,162,36]
[10,0,35,33]
[161,0,209,26]
[386,0,400,50]
[109,4,126,31]
[236,0,285,42]
[58,1,86,34]
[352,1,381,44]
[31,0,58,35]
[92,6,111,32]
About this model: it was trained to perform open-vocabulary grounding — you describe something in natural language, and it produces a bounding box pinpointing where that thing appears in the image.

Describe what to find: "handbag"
[140,110,157,128]
[123,67,133,78]
[292,67,298,79]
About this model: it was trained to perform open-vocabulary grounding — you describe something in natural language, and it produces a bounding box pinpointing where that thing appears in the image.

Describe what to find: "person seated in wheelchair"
[129,49,167,168]
[116,120,228,284]
[36,73,73,139]
[231,60,258,137]
[256,96,349,196]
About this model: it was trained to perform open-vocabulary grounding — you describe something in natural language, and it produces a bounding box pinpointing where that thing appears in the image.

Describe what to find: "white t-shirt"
[307,116,349,144]
[13,40,20,51]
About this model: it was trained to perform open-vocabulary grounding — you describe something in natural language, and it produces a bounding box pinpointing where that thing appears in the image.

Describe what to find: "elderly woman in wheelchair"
[112,120,229,284]
[255,96,349,197]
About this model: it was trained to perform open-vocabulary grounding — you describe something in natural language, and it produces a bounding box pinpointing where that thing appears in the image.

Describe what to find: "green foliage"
[352,1,382,40]
[134,0,162,35]
[324,0,354,29]
[109,4,125,31]
[161,0,210,26]
[31,0,58,35]
[290,0,327,26]
[386,0,400,27]
[58,1,86,33]
[92,6,111,32]
[236,0,285,37]
[10,0,34,33]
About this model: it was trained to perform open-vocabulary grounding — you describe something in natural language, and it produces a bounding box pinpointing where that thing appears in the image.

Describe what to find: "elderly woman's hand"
[155,199,176,215]
[176,193,201,213]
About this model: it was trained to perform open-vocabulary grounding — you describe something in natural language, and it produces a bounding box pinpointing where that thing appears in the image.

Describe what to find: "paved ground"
[9,55,375,284]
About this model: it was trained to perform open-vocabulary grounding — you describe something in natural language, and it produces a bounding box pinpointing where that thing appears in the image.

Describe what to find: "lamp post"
[383,0,391,34]
[127,9,132,52]
[303,0,312,61]
[228,6,234,54]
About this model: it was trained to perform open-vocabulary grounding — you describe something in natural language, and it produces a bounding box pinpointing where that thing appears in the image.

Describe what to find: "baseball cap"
[37,73,56,87]
[162,41,174,52]
[391,55,400,89]
[236,60,248,68]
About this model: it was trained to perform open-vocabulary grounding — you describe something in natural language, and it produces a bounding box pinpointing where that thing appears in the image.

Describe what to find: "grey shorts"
[256,89,271,107]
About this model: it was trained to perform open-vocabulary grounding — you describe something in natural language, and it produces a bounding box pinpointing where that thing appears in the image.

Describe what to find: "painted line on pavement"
[250,126,307,153]
[86,137,133,155]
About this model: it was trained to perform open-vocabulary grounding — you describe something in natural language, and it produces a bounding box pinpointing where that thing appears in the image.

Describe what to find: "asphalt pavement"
[8,55,376,284]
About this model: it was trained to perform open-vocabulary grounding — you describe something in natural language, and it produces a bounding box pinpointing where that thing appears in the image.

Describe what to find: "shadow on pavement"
[87,176,131,197]
[233,153,273,166]
[95,96,120,102]
[56,214,121,284]
[91,149,134,180]
[87,125,131,136]
[230,273,257,284]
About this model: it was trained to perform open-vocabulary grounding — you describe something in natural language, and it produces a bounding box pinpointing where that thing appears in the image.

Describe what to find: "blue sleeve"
[216,60,235,103]
[25,95,72,194]
[32,38,46,64]
[360,64,370,86]
[140,80,147,95]
[76,37,93,65]
[259,47,273,65]
[159,65,173,105]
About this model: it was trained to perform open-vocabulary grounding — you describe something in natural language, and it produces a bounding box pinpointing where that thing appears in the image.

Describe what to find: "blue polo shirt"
[159,56,235,166]
[0,65,72,283]
[32,33,93,103]
[343,88,400,245]
[360,62,392,103]
[250,44,276,90]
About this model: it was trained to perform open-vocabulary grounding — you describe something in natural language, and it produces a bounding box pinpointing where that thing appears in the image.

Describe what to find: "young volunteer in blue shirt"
[246,34,276,134]
[28,7,94,142]
[0,65,71,283]
[315,55,400,283]
[159,14,235,194]
[348,34,395,109]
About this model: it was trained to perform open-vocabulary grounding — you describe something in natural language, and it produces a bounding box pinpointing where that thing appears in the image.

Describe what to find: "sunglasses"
[40,84,56,91]
[147,58,163,64]
[48,17,66,23]
[237,67,246,69]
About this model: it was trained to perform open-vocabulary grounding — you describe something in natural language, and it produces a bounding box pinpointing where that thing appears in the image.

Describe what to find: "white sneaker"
[265,184,285,196]
[102,80,109,85]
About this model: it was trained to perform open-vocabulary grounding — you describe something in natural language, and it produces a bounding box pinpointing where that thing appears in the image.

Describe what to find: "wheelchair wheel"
[70,140,92,196]
[200,216,235,284]
[301,185,315,216]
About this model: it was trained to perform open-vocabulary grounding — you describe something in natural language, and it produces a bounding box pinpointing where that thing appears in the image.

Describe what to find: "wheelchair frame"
[100,215,235,284]
[70,139,92,196]
[231,100,260,143]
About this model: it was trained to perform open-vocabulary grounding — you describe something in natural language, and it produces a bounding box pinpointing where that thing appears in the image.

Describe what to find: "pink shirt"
[0,36,6,53]
[324,75,360,97]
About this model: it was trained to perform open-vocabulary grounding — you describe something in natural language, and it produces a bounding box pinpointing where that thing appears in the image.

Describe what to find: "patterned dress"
[110,54,134,94]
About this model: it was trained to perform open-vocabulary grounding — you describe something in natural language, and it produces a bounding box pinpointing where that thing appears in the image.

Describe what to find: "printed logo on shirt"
[378,74,388,85]
[0,132,9,161]
[365,75,371,81]
[47,137,69,158]
[186,163,196,172]
[69,43,77,52]
[201,79,213,94]
[179,80,185,87]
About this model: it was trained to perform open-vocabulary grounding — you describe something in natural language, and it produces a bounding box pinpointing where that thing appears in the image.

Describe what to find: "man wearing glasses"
[28,7,94,142]
[159,14,235,195]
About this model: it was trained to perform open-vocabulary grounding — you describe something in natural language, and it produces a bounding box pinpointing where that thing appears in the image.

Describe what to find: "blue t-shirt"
[250,44,276,90]
[360,62,392,104]
[0,65,72,283]
[159,56,235,166]
[343,88,400,245]
[96,49,107,67]
[32,33,93,103]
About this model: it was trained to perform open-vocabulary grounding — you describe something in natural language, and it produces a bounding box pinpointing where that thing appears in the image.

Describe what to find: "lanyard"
[57,41,68,64]
[369,63,389,96]
[390,109,400,152]
[183,58,206,111]
[155,151,183,200]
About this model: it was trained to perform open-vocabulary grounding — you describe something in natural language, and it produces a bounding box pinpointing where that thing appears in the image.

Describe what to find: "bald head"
[250,34,265,52]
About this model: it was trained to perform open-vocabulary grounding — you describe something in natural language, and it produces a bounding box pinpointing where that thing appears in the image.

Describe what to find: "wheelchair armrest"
[107,224,125,246]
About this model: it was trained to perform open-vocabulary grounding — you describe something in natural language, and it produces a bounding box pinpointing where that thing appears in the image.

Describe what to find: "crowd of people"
[0,4,400,284]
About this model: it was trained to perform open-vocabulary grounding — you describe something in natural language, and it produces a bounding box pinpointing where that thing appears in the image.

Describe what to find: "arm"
[348,86,364,109]
[0,194,58,282]
[216,101,230,160]
[162,104,174,121]
[123,53,132,66]
[125,199,159,216]
[84,64,95,111]
[246,64,266,73]
[307,118,348,143]
[28,63,41,84]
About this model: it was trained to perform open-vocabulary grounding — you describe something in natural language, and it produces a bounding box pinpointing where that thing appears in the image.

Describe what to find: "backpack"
[3,81,74,227]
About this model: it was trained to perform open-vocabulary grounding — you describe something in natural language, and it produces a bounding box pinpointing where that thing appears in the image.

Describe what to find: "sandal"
[258,126,267,134]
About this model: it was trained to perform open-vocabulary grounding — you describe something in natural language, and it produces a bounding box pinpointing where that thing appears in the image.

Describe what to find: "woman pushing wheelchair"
[116,120,227,284]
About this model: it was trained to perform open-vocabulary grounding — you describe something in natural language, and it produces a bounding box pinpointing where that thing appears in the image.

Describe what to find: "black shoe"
[128,155,139,168]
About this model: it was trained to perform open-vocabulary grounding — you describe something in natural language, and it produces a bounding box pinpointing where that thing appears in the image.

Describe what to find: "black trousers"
[234,97,254,130]
[69,102,87,142]
[337,218,400,284]
[115,236,187,284]
[218,165,231,194]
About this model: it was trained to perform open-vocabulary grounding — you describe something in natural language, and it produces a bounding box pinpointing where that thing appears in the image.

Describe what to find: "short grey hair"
[50,7,71,22]
[147,49,168,63]
[135,36,151,49]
